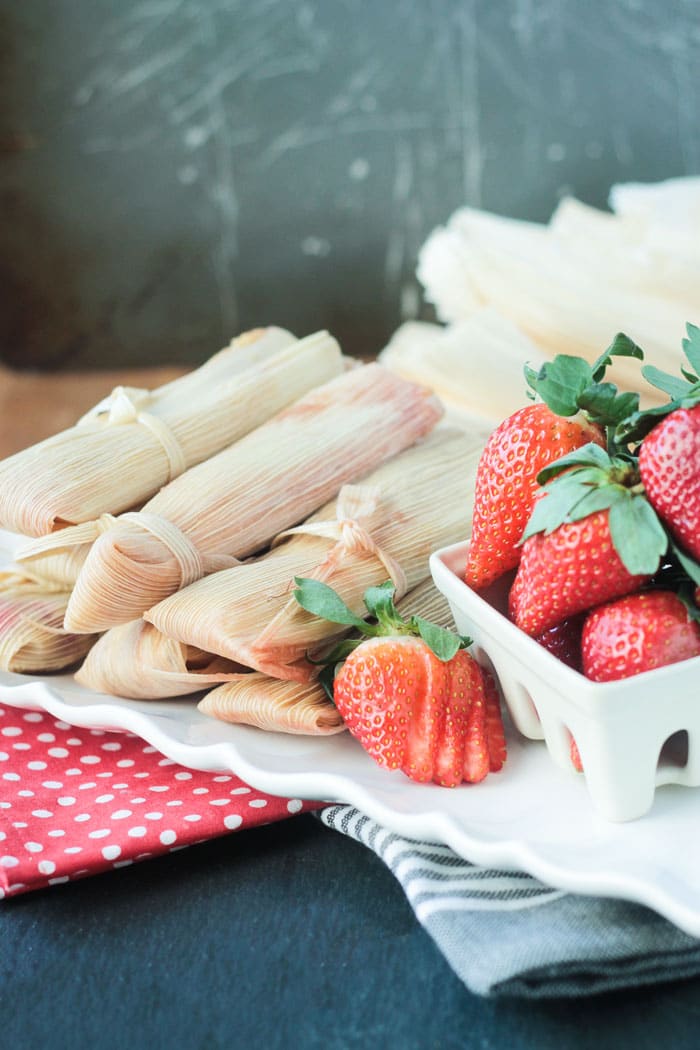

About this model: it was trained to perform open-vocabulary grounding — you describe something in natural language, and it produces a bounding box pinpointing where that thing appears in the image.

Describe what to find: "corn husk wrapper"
[196,578,456,735]
[379,308,548,431]
[0,326,348,537]
[14,329,348,588]
[146,428,481,681]
[0,570,96,673]
[417,204,691,399]
[74,619,247,700]
[44,364,442,633]
[550,197,700,305]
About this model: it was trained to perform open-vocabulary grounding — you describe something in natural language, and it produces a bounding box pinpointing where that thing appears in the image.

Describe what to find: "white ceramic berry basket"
[430,541,700,822]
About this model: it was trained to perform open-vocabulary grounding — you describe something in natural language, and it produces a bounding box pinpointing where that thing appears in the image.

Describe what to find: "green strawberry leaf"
[293,577,374,633]
[524,363,541,397]
[363,581,401,631]
[641,365,693,399]
[528,355,593,416]
[576,384,640,427]
[521,477,592,539]
[565,485,623,521]
[591,332,645,382]
[536,442,612,484]
[682,322,700,378]
[670,541,700,587]
[607,496,668,575]
[413,617,468,662]
[317,662,338,702]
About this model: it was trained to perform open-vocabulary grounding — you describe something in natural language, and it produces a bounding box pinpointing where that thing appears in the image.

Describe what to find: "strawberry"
[293,577,505,787]
[581,590,700,682]
[639,404,700,561]
[465,404,604,589]
[511,439,669,636]
[510,509,651,637]
[483,669,507,772]
[535,615,585,672]
[570,738,583,773]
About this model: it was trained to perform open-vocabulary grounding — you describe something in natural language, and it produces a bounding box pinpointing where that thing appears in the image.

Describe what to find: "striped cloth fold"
[320,805,700,999]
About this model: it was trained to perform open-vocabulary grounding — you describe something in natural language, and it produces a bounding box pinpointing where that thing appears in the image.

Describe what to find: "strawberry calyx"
[292,577,472,699]
[615,323,700,447]
[524,332,644,445]
[521,443,668,576]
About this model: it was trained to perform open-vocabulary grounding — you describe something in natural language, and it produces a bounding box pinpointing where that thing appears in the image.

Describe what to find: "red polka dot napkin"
[0,703,323,898]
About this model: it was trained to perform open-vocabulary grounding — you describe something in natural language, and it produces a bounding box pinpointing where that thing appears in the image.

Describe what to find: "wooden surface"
[0,364,187,458]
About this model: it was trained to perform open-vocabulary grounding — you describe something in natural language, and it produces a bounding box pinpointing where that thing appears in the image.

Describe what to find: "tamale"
[380,308,547,430]
[197,578,456,735]
[0,326,345,536]
[417,205,687,397]
[198,674,345,735]
[0,571,96,673]
[74,619,246,700]
[145,428,482,680]
[55,363,442,633]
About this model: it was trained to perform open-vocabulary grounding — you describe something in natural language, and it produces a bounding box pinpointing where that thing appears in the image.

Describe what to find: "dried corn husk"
[197,578,456,734]
[146,428,481,680]
[53,363,442,633]
[380,308,547,430]
[550,197,700,305]
[198,675,345,735]
[609,176,700,272]
[417,205,689,398]
[0,326,347,536]
[0,570,96,673]
[609,175,700,232]
[74,619,246,700]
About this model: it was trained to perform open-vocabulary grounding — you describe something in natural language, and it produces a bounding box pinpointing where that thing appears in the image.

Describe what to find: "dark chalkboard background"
[0,0,698,370]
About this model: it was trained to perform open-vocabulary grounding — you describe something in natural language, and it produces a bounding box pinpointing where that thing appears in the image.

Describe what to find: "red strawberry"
[333,636,491,787]
[581,590,700,682]
[294,577,505,787]
[482,670,507,772]
[535,615,585,672]
[639,404,700,561]
[570,738,583,773]
[509,509,650,637]
[465,404,604,589]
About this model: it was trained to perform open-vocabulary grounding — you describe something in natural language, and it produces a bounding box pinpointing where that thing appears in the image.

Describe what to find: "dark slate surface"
[4,813,700,1050]
[1,1,699,369]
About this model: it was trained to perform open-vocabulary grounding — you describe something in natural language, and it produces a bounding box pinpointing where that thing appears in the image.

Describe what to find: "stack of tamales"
[0,323,486,739]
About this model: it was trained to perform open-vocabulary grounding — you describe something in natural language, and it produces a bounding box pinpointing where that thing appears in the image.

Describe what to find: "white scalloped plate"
[2,525,700,936]
[3,669,700,935]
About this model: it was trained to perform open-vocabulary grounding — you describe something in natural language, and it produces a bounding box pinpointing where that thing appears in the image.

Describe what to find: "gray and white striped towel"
[320,805,700,998]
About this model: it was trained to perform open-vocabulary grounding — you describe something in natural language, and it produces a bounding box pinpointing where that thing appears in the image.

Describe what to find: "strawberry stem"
[293,577,472,667]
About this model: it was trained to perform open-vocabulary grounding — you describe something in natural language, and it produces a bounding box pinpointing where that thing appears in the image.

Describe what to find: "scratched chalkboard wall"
[0,0,698,370]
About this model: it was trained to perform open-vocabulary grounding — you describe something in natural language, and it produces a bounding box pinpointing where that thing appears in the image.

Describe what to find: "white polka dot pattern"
[0,706,320,898]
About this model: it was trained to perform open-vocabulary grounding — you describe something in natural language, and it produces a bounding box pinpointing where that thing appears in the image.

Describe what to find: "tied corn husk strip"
[74,619,246,700]
[146,428,482,681]
[58,363,442,633]
[0,570,96,673]
[380,308,548,431]
[417,203,692,399]
[17,517,115,589]
[196,578,456,735]
[0,326,347,537]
